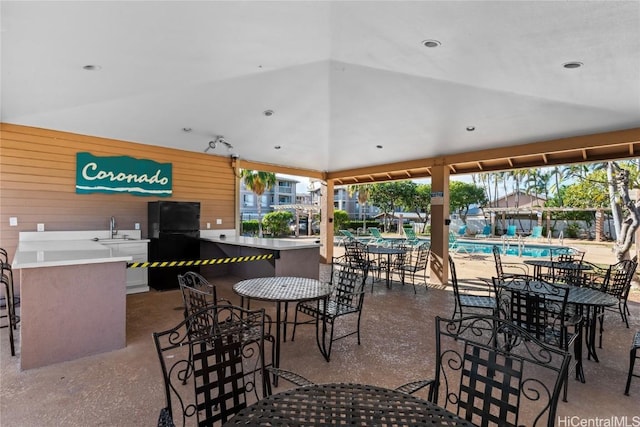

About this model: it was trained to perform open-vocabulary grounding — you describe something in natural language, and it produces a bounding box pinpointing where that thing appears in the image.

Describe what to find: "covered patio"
[1,241,638,425]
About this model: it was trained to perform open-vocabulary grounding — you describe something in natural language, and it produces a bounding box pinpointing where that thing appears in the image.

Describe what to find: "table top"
[233,276,332,303]
[202,235,321,250]
[523,259,592,270]
[366,246,405,255]
[223,383,475,426]
[499,279,617,307]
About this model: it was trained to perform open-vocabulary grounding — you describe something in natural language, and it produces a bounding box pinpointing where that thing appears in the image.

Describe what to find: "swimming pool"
[452,240,568,258]
[385,238,569,258]
[351,237,570,258]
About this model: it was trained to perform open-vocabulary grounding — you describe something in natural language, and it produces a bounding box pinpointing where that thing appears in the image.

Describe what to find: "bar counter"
[12,238,132,370]
[200,235,321,279]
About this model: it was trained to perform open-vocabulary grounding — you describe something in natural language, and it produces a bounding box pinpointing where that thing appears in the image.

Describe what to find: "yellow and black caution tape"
[127,253,275,268]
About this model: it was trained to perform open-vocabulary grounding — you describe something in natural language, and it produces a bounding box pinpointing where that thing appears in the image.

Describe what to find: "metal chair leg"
[625,332,640,396]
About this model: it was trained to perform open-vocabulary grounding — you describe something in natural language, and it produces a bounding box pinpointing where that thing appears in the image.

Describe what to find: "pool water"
[355,237,570,258]
[453,240,568,258]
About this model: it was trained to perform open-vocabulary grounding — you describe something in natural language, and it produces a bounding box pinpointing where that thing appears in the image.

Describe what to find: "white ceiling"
[2,1,639,173]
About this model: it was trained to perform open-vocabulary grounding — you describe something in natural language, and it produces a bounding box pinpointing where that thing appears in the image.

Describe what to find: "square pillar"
[320,180,334,263]
[429,165,450,285]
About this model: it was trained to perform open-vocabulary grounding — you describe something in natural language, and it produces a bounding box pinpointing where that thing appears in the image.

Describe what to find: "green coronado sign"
[76,152,172,196]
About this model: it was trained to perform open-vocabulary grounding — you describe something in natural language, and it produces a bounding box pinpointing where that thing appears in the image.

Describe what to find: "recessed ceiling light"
[421,40,441,48]
[274,145,281,150]
[182,127,192,133]
[82,65,102,71]
[466,126,476,132]
[263,110,274,117]
[376,145,383,149]
[563,61,583,69]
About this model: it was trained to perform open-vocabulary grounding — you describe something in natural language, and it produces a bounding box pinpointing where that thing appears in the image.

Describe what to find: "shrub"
[565,222,580,239]
[262,211,293,237]
[333,210,349,233]
[241,220,260,236]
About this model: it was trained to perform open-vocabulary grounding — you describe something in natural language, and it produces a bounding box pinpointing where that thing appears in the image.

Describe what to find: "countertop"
[12,235,149,269]
[202,235,320,250]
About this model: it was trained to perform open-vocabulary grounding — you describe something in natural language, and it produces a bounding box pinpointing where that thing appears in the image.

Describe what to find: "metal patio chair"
[594,259,638,350]
[423,315,571,427]
[392,242,430,293]
[292,261,368,362]
[153,305,273,427]
[492,245,529,280]
[449,255,496,319]
[494,275,584,402]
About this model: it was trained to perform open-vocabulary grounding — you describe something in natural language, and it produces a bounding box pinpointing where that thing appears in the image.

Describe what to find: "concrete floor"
[1,241,639,426]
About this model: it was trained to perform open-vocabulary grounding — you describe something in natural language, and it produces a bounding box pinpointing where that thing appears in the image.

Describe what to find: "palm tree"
[347,184,371,233]
[241,170,277,237]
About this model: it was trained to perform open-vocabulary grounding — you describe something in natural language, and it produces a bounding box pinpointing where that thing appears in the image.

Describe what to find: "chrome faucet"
[110,216,117,238]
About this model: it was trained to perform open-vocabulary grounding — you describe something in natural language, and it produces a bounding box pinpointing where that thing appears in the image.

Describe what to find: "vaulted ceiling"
[2,1,639,183]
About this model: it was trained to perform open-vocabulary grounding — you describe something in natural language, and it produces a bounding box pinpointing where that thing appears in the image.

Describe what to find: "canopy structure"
[482,207,612,242]
[272,204,320,237]
[271,204,321,213]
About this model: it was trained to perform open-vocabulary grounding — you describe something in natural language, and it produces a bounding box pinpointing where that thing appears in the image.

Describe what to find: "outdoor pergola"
[483,207,613,242]
[271,204,321,237]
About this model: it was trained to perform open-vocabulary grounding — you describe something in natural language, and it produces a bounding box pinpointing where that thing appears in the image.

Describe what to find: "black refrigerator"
[148,201,201,291]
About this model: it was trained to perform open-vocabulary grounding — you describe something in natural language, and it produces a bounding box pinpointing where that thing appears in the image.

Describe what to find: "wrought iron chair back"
[395,243,430,293]
[344,240,370,270]
[600,259,638,328]
[546,247,586,284]
[293,260,368,361]
[344,240,379,285]
[153,304,272,427]
[1,271,19,356]
[431,315,570,427]
[493,275,583,401]
[492,245,528,280]
[449,255,496,318]
[177,272,234,340]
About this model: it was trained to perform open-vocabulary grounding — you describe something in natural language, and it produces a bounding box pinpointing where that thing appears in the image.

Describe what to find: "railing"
[502,233,525,256]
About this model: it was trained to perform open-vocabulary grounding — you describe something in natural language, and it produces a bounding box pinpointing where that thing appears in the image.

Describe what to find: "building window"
[243,194,254,207]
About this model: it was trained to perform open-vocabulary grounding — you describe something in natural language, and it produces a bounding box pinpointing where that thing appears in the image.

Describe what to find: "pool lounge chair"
[525,225,543,241]
[338,229,371,246]
[403,227,422,248]
[502,225,518,241]
[368,227,392,247]
[457,225,467,237]
[448,231,459,249]
[475,224,492,239]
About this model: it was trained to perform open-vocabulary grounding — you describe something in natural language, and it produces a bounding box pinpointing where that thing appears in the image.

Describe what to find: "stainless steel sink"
[92,237,140,243]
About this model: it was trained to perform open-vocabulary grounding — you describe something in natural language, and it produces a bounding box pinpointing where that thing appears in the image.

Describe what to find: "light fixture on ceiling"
[376,145,383,149]
[466,126,476,132]
[563,61,583,69]
[205,136,233,152]
[421,39,441,48]
[263,109,274,117]
[82,64,102,71]
[182,127,192,133]
[274,145,281,150]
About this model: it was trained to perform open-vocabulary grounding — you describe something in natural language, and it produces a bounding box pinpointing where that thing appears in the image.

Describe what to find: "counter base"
[19,262,126,370]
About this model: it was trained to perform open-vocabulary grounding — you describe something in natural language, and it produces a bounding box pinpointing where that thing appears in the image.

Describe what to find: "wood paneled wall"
[0,123,237,261]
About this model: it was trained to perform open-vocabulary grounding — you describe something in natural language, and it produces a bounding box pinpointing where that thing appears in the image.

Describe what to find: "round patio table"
[223,383,475,426]
[366,246,406,288]
[524,259,591,280]
[233,277,332,385]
